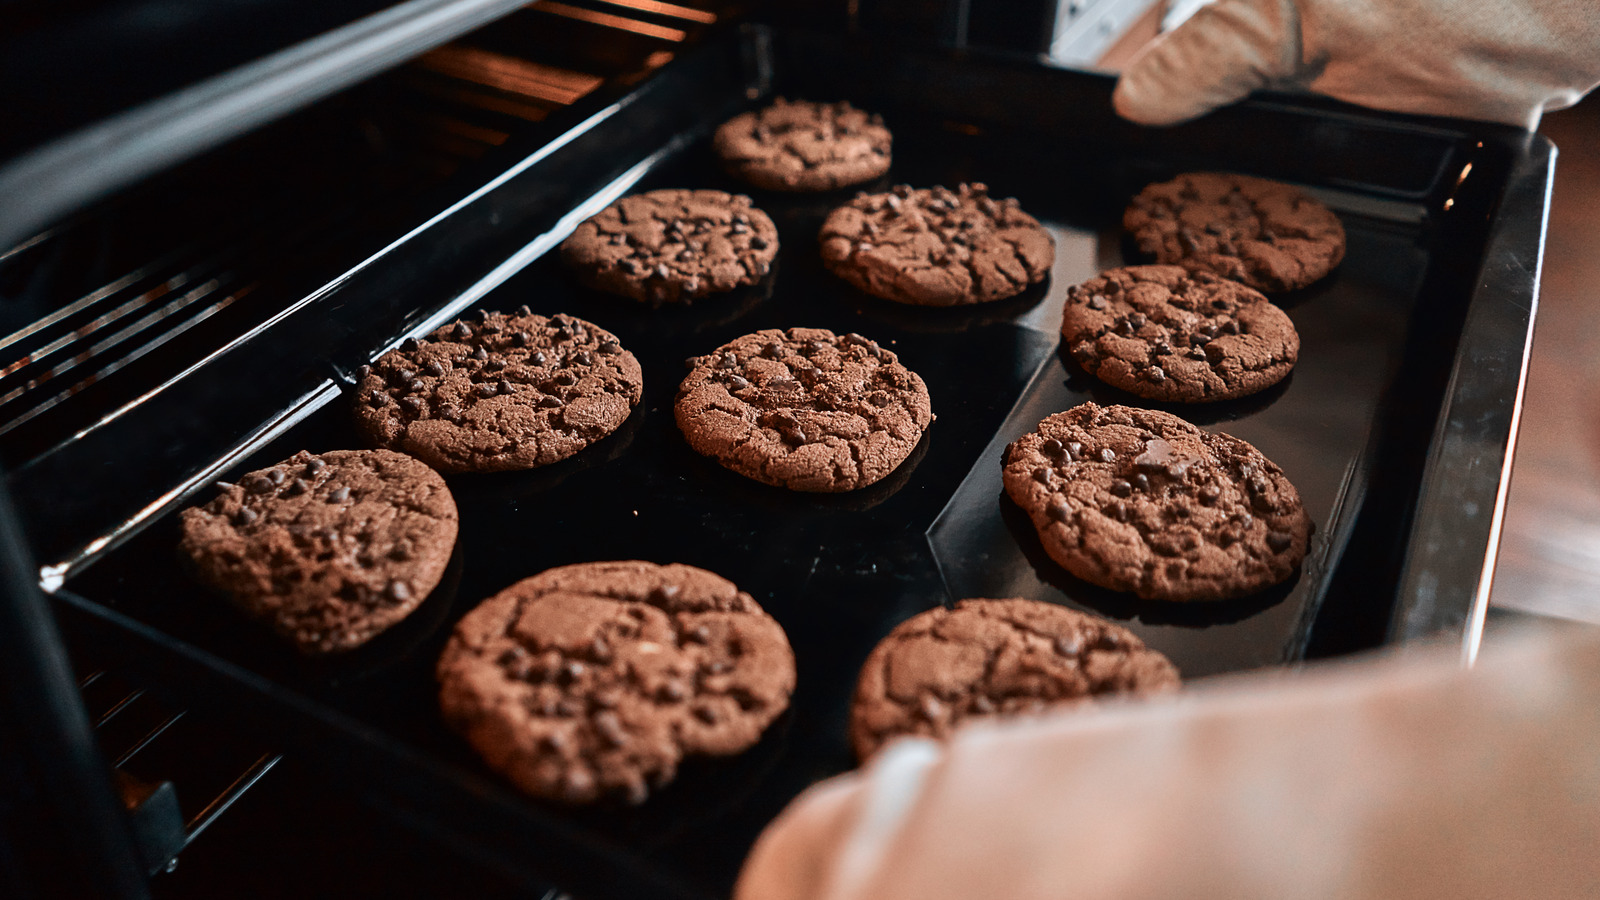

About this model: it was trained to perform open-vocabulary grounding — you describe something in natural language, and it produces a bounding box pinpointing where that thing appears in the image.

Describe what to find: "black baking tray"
[42,23,1546,900]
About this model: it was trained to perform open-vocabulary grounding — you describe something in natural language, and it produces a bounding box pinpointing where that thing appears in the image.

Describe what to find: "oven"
[0,2,1548,897]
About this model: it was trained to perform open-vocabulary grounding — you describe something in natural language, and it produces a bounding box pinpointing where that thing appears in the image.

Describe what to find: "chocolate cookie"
[1060,265,1299,402]
[1001,403,1312,601]
[1123,172,1345,293]
[178,450,458,655]
[560,189,779,304]
[713,98,892,192]
[851,598,1179,760]
[674,327,934,492]
[435,561,795,805]
[819,183,1055,307]
[354,310,642,474]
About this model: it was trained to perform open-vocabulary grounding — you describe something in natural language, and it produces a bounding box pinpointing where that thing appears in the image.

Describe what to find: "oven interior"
[0,2,1545,897]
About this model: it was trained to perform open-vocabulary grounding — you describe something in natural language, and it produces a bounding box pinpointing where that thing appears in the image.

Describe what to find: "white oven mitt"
[1112,0,1600,129]
[734,625,1600,900]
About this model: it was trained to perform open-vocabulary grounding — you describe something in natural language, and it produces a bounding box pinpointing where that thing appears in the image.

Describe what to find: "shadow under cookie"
[1058,344,1296,426]
[441,400,645,505]
[997,490,1297,628]
[558,703,794,842]
[301,540,466,687]
[751,173,900,218]
[1116,234,1345,313]
[670,425,931,514]
[170,536,466,690]
[841,276,1051,334]
[568,265,776,338]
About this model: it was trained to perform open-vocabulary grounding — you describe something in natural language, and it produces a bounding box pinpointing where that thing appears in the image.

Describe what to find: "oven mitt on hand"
[734,625,1600,900]
[1112,0,1600,129]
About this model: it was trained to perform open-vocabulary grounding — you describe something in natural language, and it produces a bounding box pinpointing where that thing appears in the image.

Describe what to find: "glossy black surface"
[52,27,1539,900]
[65,113,1065,899]
[0,0,402,162]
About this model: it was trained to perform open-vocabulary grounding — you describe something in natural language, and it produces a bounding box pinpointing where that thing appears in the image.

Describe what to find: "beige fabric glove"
[734,626,1600,900]
[1113,0,1600,129]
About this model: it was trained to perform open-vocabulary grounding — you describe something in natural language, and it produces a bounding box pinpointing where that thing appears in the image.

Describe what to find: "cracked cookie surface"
[850,598,1179,760]
[674,327,934,492]
[354,309,642,474]
[561,189,779,304]
[1002,403,1312,601]
[713,97,892,192]
[1123,172,1345,293]
[436,561,795,805]
[179,449,458,654]
[819,183,1055,306]
[1061,265,1299,403]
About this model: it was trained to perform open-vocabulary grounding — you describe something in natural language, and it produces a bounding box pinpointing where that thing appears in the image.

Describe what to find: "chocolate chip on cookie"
[819,183,1055,306]
[561,189,779,304]
[1124,172,1345,293]
[1061,265,1299,402]
[1001,403,1312,601]
[713,98,893,192]
[851,598,1179,759]
[436,561,795,805]
[354,310,642,474]
[179,450,458,654]
[674,327,934,492]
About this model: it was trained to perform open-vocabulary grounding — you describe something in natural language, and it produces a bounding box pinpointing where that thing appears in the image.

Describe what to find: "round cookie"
[178,449,458,655]
[1123,172,1346,293]
[713,97,892,192]
[851,599,1179,760]
[819,183,1055,307]
[354,309,642,474]
[674,327,934,492]
[1001,403,1312,601]
[1060,265,1299,403]
[435,561,796,805]
[560,189,779,304]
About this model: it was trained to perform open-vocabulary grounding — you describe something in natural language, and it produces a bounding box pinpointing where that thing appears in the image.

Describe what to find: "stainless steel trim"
[181,753,282,843]
[1389,134,1554,664]
[0,0,535,250]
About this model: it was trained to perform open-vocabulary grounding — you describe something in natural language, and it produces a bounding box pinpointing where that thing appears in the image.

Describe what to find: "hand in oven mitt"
[735,625,1600,900]
[1112,0,1600,129]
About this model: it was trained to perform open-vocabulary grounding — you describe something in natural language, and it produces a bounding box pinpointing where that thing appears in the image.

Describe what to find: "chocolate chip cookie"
[354,310,642,474]
[674,327,934,492]
[1001,403,1312,601]
[561,189,779,304]
[436,561,796,805]
[713,98,893,192]
[851,598,1179,759]
[1061,265,1299,402]
[1123,172,1346,293]
[179,449,458,655]
[819,183,1055,306]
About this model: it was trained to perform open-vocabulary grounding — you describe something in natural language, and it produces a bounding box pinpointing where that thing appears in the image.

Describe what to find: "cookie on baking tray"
[560,189,779,304]
[819,183,1055,307]
[354,309,642,474]
[436,561,796,805]
[850,598,1179,760]
[674,327,934,492]
[1001,403,1312,601]
[1123,172,1345,293]
[713,97,893,192]
[1060,265,1299,403]
[178,449,458,655]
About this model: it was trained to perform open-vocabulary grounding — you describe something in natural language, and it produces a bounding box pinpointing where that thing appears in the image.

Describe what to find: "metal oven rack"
[1,1,739,895]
